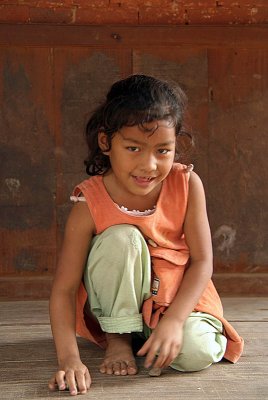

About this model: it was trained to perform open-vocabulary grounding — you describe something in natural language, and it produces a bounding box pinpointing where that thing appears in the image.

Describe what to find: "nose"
[139,152,157,173]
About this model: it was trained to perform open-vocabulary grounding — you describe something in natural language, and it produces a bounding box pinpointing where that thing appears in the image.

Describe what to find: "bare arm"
[138,171,213,368]
[164,170,213,322]
[49,202,95,395]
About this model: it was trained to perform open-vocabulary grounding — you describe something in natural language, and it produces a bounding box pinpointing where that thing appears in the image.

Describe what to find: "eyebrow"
[120,135,175,147]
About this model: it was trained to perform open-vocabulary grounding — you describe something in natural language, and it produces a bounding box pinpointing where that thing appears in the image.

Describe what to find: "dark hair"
[84,74,193,175]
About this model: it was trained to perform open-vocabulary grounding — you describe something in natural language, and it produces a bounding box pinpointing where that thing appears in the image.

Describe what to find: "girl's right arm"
[48,202,94,396]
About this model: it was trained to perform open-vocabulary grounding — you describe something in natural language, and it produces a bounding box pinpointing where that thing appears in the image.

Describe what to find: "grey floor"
[1,298,268,400]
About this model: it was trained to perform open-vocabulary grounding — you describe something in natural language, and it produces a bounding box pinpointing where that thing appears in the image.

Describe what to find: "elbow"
[204,254,213,279]
[207,258,214,281]
[188,256,213,280]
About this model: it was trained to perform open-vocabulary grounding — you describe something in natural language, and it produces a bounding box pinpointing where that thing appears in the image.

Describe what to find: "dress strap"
[185,164,194,172]
[70,195,87,203]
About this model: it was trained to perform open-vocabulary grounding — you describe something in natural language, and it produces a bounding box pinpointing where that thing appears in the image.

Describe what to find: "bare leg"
[99,333,138,376]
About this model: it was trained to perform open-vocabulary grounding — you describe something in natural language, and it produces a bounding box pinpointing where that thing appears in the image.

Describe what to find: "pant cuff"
[97,314,143,334]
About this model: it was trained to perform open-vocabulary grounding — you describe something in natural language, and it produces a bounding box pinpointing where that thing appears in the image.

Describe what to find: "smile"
[134,175,155,181]
[132,176,156,186]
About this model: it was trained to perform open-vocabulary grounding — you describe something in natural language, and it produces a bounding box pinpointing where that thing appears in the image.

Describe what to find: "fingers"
[136,336,153,357]
[143,342,159,368]
[72,369,91,394]
[137,336,160,368]
[48,374,60,391]
[152,342,179,369]
[48,371,66,391]
[65,370,78,396]
[48,368,91,396]
[85,369,92,390]
[137,336,180,370]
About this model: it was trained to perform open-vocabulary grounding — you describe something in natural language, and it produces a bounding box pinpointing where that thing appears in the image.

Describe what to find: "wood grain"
[0,299,267,400]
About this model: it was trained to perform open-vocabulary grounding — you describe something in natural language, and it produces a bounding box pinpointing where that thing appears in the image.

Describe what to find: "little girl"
[49,74,244,396]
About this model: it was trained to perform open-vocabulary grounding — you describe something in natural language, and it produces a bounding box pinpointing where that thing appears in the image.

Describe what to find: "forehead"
[118,121,176,144]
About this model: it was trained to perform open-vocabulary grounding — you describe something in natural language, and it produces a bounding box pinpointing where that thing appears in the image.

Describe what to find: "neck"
[102,173,162,211]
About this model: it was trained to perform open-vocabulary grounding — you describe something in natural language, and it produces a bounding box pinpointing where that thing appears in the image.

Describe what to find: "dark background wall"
[0,1,267,299]
[0,1,268,25]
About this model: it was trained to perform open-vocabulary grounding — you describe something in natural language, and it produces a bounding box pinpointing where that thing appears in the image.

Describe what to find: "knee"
[171,339,223,372]
[94,224,145,250]
[171,318,227,372]
[87,225,150,275]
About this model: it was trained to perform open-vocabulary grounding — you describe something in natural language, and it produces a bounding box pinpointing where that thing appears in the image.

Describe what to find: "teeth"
[134,176,154,182]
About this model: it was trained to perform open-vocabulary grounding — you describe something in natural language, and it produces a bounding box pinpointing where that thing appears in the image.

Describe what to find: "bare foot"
[100,333,138,376]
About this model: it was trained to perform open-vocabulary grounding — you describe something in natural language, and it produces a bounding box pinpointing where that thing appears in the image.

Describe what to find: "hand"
[48,357,91,396]
[137,317,184,369]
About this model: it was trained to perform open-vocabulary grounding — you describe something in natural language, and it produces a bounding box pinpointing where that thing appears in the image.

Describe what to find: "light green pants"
[84,225,227,372]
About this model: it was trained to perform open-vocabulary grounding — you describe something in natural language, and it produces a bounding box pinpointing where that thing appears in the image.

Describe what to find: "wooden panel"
[53,47,132,234]
[213,273,268,296]
[221,297,268,322]
[0,24,267,299]
[0,276,53,301]
[0,299,268,400]
[1,24,268,47]
[208,48,268,275]
[0,47,57,279]
[1,1,268,26]
[133,46,209,180]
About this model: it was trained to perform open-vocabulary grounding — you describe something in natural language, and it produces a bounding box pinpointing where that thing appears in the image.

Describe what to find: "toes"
[127,360,138,375]
[99,360,137,376]
[100,361,119,375]
[115,361,128,376]
[113,362,123,376]
[99,363,112,375]
[99,364,106,374]
[105,363,114,375]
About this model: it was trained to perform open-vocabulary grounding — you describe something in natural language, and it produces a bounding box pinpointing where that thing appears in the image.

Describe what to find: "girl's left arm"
[137,171,213,369]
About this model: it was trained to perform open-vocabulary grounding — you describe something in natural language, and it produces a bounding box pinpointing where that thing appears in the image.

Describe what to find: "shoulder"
[188,171,205,192]
[187,171,207,210]
[167,163,195,193]
[65,201,96,238]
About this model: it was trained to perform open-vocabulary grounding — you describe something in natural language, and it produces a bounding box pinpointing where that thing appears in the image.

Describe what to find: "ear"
[98,132,110,155]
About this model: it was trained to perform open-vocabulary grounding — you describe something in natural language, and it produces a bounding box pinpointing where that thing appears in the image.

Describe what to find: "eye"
[127,146,140,152]
[158,149,170,155]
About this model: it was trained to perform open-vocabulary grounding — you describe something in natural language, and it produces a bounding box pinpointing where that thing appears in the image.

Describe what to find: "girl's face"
[98,120,176,202]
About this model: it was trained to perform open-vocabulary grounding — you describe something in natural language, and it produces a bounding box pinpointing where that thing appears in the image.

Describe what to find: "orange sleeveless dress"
[74,163,244,363]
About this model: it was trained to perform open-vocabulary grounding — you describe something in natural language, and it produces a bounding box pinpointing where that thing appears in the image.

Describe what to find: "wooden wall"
[0,1,268,25]
[0,24,267,299]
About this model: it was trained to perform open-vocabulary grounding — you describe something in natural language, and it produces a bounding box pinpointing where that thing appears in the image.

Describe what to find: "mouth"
[132,175,156,185]
[136,176,153,181]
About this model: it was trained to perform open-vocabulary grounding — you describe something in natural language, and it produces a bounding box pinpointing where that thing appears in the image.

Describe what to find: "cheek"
[161,157,175,172]
[162,152,175,163]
